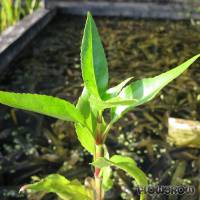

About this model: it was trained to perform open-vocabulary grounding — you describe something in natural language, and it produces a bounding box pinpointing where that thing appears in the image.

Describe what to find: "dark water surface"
[0,15,200,200]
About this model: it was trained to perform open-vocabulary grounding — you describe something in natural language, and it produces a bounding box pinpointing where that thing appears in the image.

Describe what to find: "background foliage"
[0,0,41,32]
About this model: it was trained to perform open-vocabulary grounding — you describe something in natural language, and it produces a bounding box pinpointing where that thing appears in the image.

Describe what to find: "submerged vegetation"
[0,12,199,200]
[0,0,41,32]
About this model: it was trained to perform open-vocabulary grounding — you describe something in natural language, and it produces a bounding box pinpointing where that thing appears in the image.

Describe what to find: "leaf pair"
[20,156,148,200]
[110,54,200,123]
[20,174,93,200]
[92,155,148,200]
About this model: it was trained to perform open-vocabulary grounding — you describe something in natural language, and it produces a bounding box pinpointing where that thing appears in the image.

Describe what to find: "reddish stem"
[94,144,103,200]
[95,167,101,177]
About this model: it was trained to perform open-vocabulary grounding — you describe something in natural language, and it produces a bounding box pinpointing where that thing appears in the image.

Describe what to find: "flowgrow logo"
[136,185,195,195]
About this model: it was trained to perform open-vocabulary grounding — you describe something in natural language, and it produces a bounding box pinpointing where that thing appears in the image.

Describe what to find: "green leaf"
[20,174,93,200]
[92,155,148,200]
[1,0,14,26]
[111,54,200,123]
[103,77,133,100]
[76,87,97,131]
[81,12,109,99]
[89,94,138,110]
[100,145,113,191]
[75,123,95,154]
[0,91,84,124]
[105,96,138,106]
[75,87,96,154]
[101,164,113,191]
[14,0,22,22]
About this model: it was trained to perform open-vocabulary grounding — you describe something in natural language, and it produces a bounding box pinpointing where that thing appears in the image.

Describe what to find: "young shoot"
[0,12,199,200]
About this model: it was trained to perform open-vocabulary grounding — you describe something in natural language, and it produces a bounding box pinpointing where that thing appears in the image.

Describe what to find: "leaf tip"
[87,11,92,18]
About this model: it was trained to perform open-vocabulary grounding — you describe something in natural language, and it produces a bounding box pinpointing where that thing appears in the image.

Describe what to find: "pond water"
[0,15,200,200]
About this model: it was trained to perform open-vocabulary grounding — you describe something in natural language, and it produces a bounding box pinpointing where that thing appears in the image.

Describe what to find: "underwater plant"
[0,12,199,200]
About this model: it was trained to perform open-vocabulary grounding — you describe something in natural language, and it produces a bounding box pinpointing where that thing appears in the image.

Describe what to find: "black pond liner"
[0,14,200,200]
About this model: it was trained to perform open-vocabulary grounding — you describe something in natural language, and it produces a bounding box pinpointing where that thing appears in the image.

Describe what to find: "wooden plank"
[45,1,200,20]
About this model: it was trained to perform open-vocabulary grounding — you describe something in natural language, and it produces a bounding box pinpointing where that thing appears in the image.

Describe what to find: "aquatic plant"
[0,0,41,32]
[0,12,199,200]
[25,0,40,14]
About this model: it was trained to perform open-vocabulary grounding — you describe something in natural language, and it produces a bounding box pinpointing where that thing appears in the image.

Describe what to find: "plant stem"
[94,144,103,200]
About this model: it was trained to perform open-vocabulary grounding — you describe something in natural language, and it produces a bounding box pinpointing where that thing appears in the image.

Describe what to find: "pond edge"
[45,1,200,20]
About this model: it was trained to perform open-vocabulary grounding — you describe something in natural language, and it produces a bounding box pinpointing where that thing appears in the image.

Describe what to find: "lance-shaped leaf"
[76,87,97,132]
[111,54,200,123]
[75,124,95,154]
[92,155,148,200]
[75,87,97,154]
[20,174,93,200]
[0,91,84,124]
[81,12,109,99]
